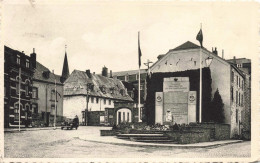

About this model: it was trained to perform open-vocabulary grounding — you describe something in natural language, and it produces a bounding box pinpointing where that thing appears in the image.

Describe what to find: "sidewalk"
[4,127,61,132]
[77,134,244,148]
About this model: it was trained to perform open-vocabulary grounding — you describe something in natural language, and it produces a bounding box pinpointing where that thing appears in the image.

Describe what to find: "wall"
[32,81,64,117]
[151,49,231,125]
[88,97,114,111]
[63,96,86,124]
[230,67,245,138]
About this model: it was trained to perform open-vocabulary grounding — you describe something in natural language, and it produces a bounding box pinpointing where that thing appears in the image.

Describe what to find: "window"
[16,55,20,65]
[136,74,138,80]
[231,71,234,83]
[32,87,38,98]
[239,78,241,88]
[236,91,238,105]
[104,99,106,105]
[26,59,30,68]
[51,90,55,101]
[4,86,6,97]
[236,76,238,87]
[91,97,94,103]
[32,104,38,114]
[51,105,55,115]
[109,100,111,105]
[96,97,99,103]
[239,92,240,106]
[236,109,238,123]
[237,64,242,68]
[231,87,233,102]
[242,80,244,90]
[241,94,244,106]
[125,75,129,82]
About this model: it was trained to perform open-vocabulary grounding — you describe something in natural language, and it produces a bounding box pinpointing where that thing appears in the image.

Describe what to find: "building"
[31,61,64,127]
[4,46,36,128]
[112,69,147,104]
[63,69,134,126]
[149,41,247,138]
[227,58,251,139]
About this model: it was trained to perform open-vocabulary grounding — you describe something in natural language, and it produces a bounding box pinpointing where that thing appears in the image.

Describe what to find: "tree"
[211,89,225,123]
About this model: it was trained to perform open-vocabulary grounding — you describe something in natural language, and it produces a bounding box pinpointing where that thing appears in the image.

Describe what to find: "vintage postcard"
[1,0,259,162]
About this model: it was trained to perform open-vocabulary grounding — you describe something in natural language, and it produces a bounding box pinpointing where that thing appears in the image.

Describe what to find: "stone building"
[4,46,36,128]
[31,61,64,127]
[227,58,251,139]
[150,41,247,138]
[63,69,134,126]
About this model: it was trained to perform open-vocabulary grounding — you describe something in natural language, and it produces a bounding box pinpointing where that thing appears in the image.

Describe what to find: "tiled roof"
[33,61,63,84]
[64,70,133,102]
[112,69,147,77]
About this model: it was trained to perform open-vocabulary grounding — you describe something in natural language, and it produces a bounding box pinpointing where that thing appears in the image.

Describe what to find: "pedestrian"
[73,115,79,130]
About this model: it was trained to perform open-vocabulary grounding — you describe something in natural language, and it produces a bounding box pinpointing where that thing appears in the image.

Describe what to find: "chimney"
[30,48,37,69]
[233,56,236,64]
[212,47,218,55]
[93,72,95,75]
[102,66,108,77]
[222,49,224,59]
[110,70,113,78]
[86,69,91,78]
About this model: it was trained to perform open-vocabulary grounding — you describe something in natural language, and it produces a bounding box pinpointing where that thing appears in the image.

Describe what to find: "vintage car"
[61,117,79,130]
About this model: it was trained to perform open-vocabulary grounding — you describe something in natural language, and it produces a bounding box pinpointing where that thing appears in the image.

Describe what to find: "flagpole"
[53,70,57,129]
[138,32,141,122]
[199,23,202,123]
[18,67,21,132]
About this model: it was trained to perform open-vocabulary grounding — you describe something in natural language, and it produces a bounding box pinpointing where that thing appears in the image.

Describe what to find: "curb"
[4,127,61,133]
[77,136,244,148]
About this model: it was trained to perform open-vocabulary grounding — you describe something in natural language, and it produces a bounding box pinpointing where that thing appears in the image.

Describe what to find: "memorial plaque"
[163,81,190,92]
[164,92,188,104]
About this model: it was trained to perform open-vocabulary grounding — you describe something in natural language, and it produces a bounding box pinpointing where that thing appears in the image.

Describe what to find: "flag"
[196,29,203,47]
[138,32,142,67]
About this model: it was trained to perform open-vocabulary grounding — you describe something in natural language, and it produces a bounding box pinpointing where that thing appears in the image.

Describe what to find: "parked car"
[61,117,79,130]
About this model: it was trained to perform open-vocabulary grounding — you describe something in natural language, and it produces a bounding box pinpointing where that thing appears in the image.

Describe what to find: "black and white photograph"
[1,0,259,162]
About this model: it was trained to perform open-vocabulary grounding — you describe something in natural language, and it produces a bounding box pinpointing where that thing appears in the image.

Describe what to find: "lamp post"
[85,83,93,126]
[199,54,213,123]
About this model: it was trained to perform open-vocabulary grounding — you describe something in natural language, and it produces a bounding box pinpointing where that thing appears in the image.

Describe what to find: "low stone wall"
[178,131,210,144]
[100,130,118,136]
[199,123,230,140]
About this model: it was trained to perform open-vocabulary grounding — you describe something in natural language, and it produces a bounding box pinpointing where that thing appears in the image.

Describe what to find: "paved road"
[4,126,251,158]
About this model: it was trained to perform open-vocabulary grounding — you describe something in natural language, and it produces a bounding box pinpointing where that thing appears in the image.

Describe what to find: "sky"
[2,1,258,76]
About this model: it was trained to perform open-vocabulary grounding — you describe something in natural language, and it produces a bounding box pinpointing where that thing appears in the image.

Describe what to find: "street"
[4,126,250,158]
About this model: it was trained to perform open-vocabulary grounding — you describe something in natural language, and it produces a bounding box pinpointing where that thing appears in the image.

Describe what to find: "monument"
[155,77,197,125]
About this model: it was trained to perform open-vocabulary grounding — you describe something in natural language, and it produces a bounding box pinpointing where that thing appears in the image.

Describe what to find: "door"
[118,112,121,124]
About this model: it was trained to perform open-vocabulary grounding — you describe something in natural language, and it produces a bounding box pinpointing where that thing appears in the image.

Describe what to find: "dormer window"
[110,87,115,94]
[42,71,50,79]
[120,89,126,96]
[26,59,30,68]
[100,85,106,94]
[17,55,20,65]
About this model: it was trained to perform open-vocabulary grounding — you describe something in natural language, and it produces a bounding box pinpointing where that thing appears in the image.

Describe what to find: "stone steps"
[116,133,176,143]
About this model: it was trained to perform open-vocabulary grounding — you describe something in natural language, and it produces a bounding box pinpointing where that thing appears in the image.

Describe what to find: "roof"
[33,61,63,84]
[112,69,147,77]
[226,58,251,64]
[150,41,246,77]
[64,70,133,102]
[169,41,200,52]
